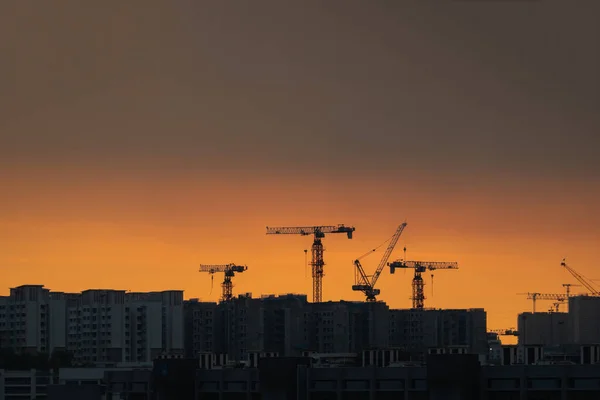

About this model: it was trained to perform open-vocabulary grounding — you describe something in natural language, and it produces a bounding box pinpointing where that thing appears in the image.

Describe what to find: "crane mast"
[266,224,355,303]
[199,263,248,302]
[352,223,407,301]
[388,260,458,309]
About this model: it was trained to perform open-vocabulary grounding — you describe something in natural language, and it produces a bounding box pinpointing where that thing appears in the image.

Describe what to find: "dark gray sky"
[2,0,599,181]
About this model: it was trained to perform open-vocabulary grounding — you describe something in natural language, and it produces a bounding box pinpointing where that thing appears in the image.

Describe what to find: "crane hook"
[304,249,308,279]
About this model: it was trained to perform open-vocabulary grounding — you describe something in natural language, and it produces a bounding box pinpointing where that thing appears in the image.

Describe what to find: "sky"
[2,0,599,339]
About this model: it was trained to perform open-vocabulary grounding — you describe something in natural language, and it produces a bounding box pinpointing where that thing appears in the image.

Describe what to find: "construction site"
[190,223,600,367]
[199,223,460,306]
[3,224,600,399]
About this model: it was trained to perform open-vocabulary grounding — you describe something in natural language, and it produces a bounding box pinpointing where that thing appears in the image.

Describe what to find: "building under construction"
[183,293,488,363]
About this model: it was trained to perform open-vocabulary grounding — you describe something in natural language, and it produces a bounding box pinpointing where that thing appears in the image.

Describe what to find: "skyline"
[2,0,599,336]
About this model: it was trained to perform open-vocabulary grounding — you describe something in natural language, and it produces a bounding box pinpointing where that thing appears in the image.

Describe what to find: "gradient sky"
[2,0,599,339]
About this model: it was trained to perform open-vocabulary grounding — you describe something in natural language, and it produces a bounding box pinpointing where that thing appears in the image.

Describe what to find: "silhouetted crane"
[517,292,568,313]
[548,302,562,313]
[562,283,581,297]
[199,263,247,302]
[266,225,355,303]
[561,258,600,296]
[388,259,458,309]
[352,223,407,302]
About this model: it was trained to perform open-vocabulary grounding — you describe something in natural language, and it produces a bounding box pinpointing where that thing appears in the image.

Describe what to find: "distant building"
[517,311,568,346]
[183,299,217,358]
[306,300,390,354]
[259,293,309,355]
[568,295,600,344]
[185,294,392,361]
[0,285,184,365]
[68,289,184,363]
[2,285,489,365]
[390,308,488,356]
[213,293,264,362]
[0,285,66,354]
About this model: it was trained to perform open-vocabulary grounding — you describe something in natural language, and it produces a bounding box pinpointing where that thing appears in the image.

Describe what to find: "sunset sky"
[2,0,599,339]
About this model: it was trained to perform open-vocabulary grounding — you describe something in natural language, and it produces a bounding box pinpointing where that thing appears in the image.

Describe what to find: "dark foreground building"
[3,355,600,399]
[196,355,600,400]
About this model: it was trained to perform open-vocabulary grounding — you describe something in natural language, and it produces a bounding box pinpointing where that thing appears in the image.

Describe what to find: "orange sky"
[2,168,599,343]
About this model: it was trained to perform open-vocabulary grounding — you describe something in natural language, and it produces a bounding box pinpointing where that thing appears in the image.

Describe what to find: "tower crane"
[561,258,600,296]
[562,283,581,297]
[266,224,355,303]
[199,263,247,302]
[549,302,562,313]
[518,289,594,313]
[517,293,567,313]
[352,223,407,302]
[388,259,458,309]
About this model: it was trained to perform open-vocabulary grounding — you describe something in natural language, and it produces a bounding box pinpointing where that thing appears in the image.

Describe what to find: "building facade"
[183,295,488,362]
[517,312,569,346]
[0,285,66,355]
[0,285,184,365]
[389,308,488,356]
[568,295,600,344]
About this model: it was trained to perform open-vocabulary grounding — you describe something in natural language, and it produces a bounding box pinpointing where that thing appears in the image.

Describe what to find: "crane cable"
[356,231,397,262]
[304,249,308,279]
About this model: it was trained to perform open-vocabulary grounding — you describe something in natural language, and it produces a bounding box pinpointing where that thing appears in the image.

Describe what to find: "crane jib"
[352,223,407,301]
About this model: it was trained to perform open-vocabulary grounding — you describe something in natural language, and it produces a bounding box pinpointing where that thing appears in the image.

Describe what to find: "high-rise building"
[126,291,185,356]
[306,300,390,354]
[568,295,600,344]
[389,308,487,356]
[69,289,128,363]
[517,312,569,346]
[259,294,309,356]
[0,285,185,365]
[213,293,263,362]
[2,285,491,365]
[184,299,217,358]
[0,285,55,354]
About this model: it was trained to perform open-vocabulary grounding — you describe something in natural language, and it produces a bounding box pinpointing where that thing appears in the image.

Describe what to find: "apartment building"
[185,294,425,362]
[212,293,264,362]
[0,285,66,354]
[517,311,569,346]
[3,286,489,365]
[306,300,390,354]
[68,289,128,364]
[568,295,600,344]
[125,290,185,357]
[0,285,184,365]
[389,308,488,356]
[184,299,217,358]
